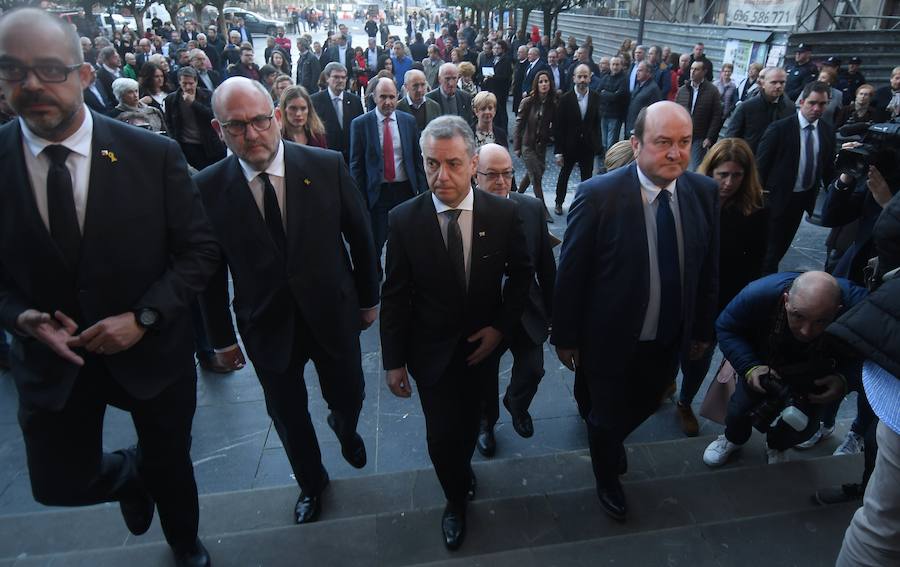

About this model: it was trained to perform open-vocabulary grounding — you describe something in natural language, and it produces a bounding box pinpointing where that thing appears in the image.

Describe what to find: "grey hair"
[111,77,140,102]
[323,61,347,77]
[420,115,476,158]
[196,33,206,41]
[99,45,118,64]
[759,66,785,80]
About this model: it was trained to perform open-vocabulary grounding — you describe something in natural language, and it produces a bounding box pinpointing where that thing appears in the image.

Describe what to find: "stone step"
[8,453,863,566]
[0,430,853,561]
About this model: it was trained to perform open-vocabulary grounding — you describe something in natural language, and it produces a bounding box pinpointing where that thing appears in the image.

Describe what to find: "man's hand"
[808,375,846,404]
[182,91,195,104]
[702,138,712,149]
[555,347,579,372]
[867,166,892,207]
[466,326,503,365]
[15,309,84,366]
[554,153,563,166]
[360,307,378,330]
[68,313,145,356]
[688,340,711,361]
[386,367,412,398]
[746,365,778,394]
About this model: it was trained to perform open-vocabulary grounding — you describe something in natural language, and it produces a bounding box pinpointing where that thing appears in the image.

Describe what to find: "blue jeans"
[689,139,707,171]
[600,117,623,153]
[724,376,821,449]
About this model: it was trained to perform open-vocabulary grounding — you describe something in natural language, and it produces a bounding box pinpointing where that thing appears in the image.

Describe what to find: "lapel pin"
[304,178,311,185]
[478,231,486,237]
[100,150,117,163]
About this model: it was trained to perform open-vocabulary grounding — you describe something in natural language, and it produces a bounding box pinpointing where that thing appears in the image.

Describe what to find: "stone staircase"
[0,434,862,566]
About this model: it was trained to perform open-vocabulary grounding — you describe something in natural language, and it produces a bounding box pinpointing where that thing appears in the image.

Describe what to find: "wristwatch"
[133,308,160,330]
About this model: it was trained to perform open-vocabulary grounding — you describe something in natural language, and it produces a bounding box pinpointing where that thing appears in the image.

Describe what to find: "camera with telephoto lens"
[835,119,900,187]
[748,372,811,433]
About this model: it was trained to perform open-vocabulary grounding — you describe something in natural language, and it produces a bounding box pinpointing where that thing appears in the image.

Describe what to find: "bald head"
[475,143,514,197]
[212,76,273,120]
[785,271,843,343]
[0,9,82,64]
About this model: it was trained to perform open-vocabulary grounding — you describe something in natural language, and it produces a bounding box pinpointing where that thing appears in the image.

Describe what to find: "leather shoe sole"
[173,538,211,567]
[503,396,534,438]
[328,413,367,469]
[598,483,627,522]
[442,503,466,550]
[295,472,329,524]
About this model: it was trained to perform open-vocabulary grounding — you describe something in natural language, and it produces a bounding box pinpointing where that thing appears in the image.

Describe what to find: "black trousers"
[418,340,500,503]
[481,323,545,428]
[17,357,199,550]
[577,340,679,488]
[254,309,365,496]
[180,142,219,171]
[763,190,814,274]
[371,180,415,278]
[555,151,594,207]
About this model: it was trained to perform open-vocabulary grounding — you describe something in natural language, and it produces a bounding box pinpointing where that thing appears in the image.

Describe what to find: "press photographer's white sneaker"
[766,446,788,464]
[795,422,835,450]
[833,431,864,456]
[703,435,742,467]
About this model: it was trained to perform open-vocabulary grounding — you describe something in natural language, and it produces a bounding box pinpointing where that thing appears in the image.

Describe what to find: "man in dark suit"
[625,62,662,138]
[180,21,199,43]
[321,32,354,70]
[426,63,474,125]
[757,81,836,274]
[521,47,548,98]
[295,37,322,95]
[197,77,379,525]
[546,48,568,93]
[0,10,218,566]
[350,77,427,277]
[474,144,556,457]
[552,101,719,522]
[511,45,528,117]
[480,41,513,131]
[311,62,364,165]
[381,116,533,550]
[95,46,121,104]
[189,49,222,91]
[163,67,225,171]
[553,64,601,216]
[83,66,115,114]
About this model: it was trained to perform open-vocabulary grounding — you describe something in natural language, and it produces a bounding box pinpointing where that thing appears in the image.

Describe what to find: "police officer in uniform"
[785,44,818,100]
[838,56,866,106]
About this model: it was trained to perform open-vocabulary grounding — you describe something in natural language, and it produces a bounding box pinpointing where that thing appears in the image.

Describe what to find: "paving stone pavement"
[0,23,852,515]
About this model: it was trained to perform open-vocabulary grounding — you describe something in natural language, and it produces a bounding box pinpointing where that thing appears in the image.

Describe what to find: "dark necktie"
[801,124,816,190]
[656,190,681,344]
[444,209,466,289]
[259,172,286,253]
[44,145,81,268]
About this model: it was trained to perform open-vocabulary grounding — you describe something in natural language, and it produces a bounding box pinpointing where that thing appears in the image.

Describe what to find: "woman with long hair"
[714,63,738,119]
[514,69,557,218]
[675,138,769,436]
[137,61,169,113]
[268,49,291,76]
[279,85,328,148]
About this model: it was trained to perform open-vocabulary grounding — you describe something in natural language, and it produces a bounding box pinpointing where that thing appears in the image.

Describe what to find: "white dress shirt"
[238,140,286,230]
[375,108,407,183]
[431,189,474,284]
[19,107,93,232]
[576,87,589,119]
[636,166,685,341]
[550,64,561,90]
[690,80,702,115]
[794,110,820,193]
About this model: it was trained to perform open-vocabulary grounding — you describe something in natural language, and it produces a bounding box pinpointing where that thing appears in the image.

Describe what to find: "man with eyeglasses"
[310,62,364,165]
[381,117,533,550]
[195,77,379,526]
[473,143,556,459]
[163,66,224,170]
[0,9,219,566]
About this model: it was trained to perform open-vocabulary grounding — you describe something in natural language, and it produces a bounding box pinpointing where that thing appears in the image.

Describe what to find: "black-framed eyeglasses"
[220,113,275,136]
[476,170,514,181]
[0,61,83,83]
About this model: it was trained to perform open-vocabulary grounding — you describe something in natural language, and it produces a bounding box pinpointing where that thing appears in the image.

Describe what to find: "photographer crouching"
[703,271,868,467]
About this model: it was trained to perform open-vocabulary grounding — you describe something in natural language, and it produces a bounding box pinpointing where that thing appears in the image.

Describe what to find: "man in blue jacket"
[703,271,868,467]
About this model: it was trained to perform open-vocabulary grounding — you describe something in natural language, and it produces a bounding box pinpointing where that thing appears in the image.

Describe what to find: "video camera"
[835,119,900,187]
[748,359,835,433]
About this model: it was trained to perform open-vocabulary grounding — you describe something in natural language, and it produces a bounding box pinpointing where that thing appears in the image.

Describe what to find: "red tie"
[383,115,396,182]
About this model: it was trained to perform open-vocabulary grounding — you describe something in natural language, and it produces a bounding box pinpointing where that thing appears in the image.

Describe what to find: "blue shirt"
[392,56,414,89]
[863,361,900,435]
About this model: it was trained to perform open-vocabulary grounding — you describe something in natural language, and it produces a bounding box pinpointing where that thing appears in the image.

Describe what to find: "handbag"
[699,358,737,425]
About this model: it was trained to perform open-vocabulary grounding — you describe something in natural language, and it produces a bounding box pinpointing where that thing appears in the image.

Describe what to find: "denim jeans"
[724,376,822,449]
[600,117,623,153]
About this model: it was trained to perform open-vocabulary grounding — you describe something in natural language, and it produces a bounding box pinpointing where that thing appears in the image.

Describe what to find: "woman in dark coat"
[675,138,769,435]
[513,69,557,215]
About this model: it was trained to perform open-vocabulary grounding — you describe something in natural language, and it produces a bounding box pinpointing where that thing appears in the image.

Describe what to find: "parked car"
[222,7,285,36]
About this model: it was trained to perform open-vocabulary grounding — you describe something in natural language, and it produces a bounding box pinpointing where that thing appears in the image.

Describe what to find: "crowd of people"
[0,6,899,567]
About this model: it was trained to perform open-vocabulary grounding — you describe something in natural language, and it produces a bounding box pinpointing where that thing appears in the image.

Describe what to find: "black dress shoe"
[173,538,211,567]
[467,469,477,501]
[597,481,627,522]
[118,448,155,535]
[476,424,496,458]
[554,204,564,216]
[442,501,467,550]
[327,412,367,469]
[295,472,329,524]
[503,395,534,438]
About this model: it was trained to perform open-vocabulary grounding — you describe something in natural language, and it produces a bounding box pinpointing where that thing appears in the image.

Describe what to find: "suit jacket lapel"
[284,143,312,267]
[80,112,116,269]
[468,189,492,298]
[625,165,651,307]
